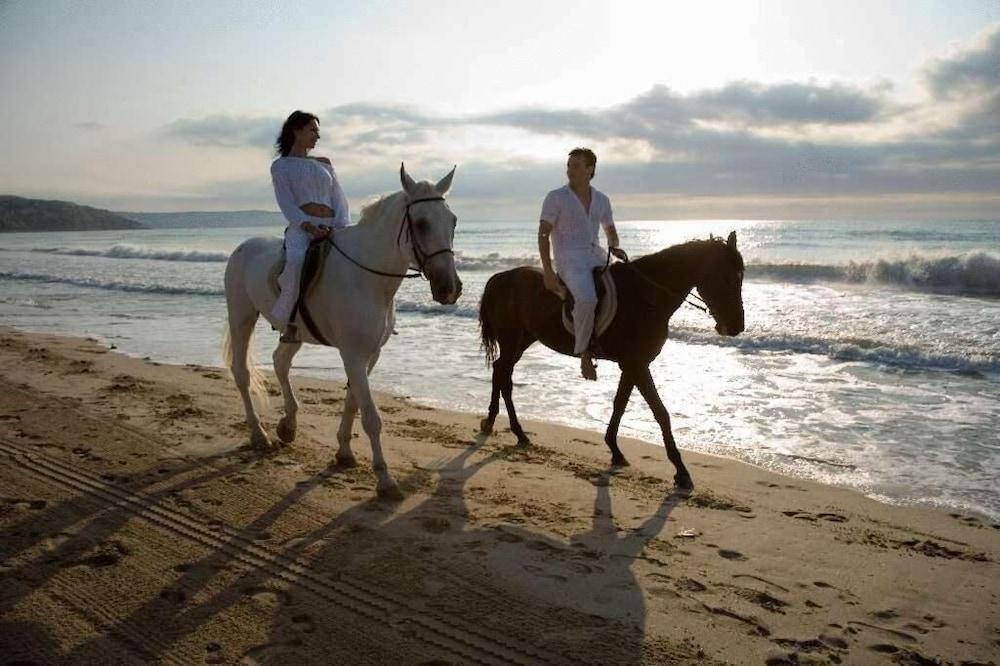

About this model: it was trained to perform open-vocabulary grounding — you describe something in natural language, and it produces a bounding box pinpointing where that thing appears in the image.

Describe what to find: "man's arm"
[538,221,562,295]
[604,224,628,261]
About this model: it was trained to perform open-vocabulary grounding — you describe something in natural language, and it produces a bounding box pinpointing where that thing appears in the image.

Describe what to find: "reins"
[602,246,709,314]
[325,195,452,280]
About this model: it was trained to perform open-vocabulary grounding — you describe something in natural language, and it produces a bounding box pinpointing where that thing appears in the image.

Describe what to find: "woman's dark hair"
[275,110,319,157]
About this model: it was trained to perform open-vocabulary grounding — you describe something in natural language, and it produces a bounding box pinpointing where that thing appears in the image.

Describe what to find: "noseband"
[396,196,454,275]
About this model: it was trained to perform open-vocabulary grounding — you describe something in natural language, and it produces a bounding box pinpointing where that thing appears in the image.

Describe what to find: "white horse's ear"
[434,166,456,195]
[727,231,737,249]
[400,163,418,196]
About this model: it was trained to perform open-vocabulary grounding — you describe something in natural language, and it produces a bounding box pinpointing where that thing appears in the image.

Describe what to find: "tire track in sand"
[0,438,568,665]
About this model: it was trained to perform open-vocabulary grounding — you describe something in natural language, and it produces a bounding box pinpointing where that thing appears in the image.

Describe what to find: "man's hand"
[543,268,564,296]
[610,246,629,262]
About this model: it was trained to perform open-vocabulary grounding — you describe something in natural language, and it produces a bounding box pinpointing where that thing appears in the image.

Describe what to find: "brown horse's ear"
[727,231,737,249]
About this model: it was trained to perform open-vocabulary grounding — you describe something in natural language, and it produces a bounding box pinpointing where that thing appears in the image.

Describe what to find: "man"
[538,148,626,380]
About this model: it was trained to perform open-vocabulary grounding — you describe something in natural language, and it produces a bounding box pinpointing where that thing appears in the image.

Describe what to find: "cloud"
[157,25,999,218]
[925,23,1000,99]
[74,121,106,131]
[162,114,277,148]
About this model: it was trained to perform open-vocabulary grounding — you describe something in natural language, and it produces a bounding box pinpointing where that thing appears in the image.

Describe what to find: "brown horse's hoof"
[276,417,296,443]
[377,483,404,501]
[516,437,532,448]
[674,475,694,493]
[335,452,358,468]
[479,418,493,435]
[611,455,630,467]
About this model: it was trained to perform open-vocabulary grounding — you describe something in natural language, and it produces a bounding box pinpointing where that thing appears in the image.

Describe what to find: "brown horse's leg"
[633,367,693,491]
[604,370,634,467]
[480,358,503,435]
[489,332,532,446]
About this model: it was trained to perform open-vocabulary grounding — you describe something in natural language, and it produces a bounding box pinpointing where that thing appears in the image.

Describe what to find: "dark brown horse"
[478,232,745,490]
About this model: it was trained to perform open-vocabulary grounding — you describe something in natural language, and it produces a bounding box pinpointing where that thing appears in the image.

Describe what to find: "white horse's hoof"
[276,417,296,443]
[250,430,271,450]
[335,452,358,468]
[377,483,404,501]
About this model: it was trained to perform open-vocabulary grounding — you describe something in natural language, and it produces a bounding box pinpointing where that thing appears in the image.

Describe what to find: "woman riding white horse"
[270,110,352,343]
[223,165,462,500]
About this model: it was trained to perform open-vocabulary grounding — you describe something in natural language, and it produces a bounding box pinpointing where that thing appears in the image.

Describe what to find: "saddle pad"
[561,268,618,337]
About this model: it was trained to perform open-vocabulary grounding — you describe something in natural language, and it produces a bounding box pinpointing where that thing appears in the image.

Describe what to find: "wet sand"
[1,327,997,664]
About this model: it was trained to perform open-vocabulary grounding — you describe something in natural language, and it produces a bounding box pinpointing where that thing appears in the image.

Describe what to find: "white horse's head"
[400,163,462,304]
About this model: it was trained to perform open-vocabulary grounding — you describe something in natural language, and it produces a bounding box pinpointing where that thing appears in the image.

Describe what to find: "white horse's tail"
[222,326,269,409]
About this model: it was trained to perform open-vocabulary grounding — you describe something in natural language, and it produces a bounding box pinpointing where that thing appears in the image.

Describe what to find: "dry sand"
[0,327,997,665]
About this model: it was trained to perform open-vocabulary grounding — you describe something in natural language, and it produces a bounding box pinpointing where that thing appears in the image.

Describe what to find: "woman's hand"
[300,221,332,239]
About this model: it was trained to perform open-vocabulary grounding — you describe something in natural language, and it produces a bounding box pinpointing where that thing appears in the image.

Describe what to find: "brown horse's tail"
[479,274,500,365]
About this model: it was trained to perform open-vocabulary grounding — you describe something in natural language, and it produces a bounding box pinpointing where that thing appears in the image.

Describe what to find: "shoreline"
[28,320,1000,524]
[1,328,997,663]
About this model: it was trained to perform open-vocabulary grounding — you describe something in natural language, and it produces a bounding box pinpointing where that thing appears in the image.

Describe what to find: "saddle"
[559,266,619,341]
[269,238,334,345]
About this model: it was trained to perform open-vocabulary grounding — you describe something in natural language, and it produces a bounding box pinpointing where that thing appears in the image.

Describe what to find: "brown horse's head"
[695,231,745,336]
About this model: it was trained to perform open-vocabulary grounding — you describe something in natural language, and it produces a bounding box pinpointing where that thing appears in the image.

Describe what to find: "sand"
[0,327,997,665]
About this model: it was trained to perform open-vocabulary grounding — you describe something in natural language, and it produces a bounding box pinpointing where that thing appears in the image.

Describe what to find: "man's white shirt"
[540,185,614,272]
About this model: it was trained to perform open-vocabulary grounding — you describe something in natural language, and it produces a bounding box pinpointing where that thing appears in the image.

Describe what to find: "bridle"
[601,246,710,314]
[396,196,454,275]
[327,195,454,280]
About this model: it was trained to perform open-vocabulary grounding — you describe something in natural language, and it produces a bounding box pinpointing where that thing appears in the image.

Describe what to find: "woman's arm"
[330,166,351,228]
[271,162,306,226]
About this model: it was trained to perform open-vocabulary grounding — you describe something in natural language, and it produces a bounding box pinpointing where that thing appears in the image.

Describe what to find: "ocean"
[1,217,998,521]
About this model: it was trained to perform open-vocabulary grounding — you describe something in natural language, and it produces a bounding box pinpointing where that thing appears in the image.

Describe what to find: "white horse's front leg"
[335,349,381,467]
[341,351,401,500]
[273,341,302,443]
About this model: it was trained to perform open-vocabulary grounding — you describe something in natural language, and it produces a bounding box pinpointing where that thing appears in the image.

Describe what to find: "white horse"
[223,164,461,500]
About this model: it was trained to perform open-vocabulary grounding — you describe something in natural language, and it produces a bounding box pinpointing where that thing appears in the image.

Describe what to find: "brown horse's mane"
[631,237,744,272]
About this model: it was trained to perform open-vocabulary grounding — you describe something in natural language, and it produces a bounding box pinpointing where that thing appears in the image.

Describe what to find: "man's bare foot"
[581,353,597,381]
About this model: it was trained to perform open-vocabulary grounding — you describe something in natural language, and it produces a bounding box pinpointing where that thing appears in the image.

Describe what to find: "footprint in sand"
[413,516,450,534]
[64,540,130,569]
[522,564,567,583]
[718,549,747,561]
[495,531,523,544]
[675,577,707,593]
[159,588,187,603]
[4,498,48,511]
[241,639,305,665]
[205,642,225,665]
[242,586,292,607]
[291,614,316,633]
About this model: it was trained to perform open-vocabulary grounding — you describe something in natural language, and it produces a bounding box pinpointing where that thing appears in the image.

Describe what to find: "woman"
[270,110,351,342]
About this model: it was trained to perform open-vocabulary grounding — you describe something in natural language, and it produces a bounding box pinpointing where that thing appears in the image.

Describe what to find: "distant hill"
[0,196,145,232]
[121,210,286,229]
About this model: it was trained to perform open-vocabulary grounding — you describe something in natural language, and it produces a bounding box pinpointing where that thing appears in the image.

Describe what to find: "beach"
[1,327,997,664]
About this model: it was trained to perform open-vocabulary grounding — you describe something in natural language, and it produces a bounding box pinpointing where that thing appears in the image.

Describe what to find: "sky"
[1,0,998,220]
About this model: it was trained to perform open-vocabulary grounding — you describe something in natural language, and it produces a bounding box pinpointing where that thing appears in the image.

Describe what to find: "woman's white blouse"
[270,157,351,229]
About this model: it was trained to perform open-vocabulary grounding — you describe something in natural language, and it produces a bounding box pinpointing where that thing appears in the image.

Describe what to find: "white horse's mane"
[357,182,441,227]
[357,192,400,226]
